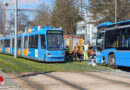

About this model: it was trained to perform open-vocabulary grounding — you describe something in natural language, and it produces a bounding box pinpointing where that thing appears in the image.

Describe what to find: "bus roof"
[98,20,130,27]
[98,22,112,27]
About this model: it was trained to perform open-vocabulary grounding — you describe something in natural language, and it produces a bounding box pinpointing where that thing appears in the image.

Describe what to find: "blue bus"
[96,20,130,67]
[0,26,65,62]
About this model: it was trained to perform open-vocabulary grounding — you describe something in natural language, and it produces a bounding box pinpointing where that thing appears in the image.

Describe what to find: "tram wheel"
[108,54,117,69]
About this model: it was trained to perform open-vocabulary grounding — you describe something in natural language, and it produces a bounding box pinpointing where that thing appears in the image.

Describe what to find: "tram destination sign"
[47,31,62,34]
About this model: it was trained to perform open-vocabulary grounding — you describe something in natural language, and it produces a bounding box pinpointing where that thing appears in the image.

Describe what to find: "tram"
[0,26,65,62]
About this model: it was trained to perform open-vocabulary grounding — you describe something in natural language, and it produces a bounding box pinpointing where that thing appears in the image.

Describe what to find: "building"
[76,13,97,45]
[0,3,5,34]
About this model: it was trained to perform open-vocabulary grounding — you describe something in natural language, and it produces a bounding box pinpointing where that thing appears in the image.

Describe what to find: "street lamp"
[14,0,18,58]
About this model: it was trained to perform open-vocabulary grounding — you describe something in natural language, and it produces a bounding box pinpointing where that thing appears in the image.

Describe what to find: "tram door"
[38,34,46,61]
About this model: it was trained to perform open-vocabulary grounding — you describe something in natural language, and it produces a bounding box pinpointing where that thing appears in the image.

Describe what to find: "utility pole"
[81,0,87,42]
[5,3,8,34]
[14,0,18,58]
[0,5,2,34]
[81,0,83,16]
[115,0,117,23]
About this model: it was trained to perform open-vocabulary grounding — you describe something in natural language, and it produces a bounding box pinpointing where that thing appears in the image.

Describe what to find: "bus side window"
[40,35,46,49]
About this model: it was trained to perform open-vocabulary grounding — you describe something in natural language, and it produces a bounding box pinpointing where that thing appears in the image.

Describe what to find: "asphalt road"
[7,70,130,90]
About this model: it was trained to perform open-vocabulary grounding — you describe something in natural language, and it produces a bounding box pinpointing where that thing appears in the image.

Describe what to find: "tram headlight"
[47,53,51,55]
[62,53,65,55]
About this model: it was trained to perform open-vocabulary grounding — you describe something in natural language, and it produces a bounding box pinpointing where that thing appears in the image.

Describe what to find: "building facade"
[0,3,5,34]
[76,14,97,45]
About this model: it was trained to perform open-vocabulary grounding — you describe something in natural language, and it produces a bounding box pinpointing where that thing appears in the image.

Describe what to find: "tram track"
[63,63,130,87]
[1,55,130,88]
[0,62,43,90]
[0,55,87,90]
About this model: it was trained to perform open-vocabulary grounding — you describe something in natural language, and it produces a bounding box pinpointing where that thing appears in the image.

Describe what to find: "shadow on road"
[117,66,130,72]
[9,72,87,90]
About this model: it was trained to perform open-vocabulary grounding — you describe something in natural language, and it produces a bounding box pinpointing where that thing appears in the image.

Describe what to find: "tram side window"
[24,37,28,48]
[40,35,46,49]
[29,35,38,48]
[18,38,21,48]
[29,36,34,48]
[4,40,10,47]
[12,39,14,48]
[34,35,38,48]
[0,41,1,47]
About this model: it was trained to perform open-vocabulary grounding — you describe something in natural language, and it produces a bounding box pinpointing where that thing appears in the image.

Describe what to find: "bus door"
[38,34,46,61]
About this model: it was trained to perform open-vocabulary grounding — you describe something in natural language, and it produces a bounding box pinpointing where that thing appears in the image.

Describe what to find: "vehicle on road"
[0,26,65,62]
[96,20,130,67]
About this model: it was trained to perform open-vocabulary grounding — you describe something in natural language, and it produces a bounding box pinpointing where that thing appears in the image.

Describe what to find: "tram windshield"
[47,31,64,50]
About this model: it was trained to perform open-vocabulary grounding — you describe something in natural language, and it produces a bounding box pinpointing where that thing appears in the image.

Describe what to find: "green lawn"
[0,54,111,72]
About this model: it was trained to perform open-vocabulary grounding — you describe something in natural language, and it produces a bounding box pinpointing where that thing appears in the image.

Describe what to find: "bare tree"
[88,0,130,25]
[0,2,5,34]
[9,12,31,32]
[33,2,51,26]
[51,0,82,34]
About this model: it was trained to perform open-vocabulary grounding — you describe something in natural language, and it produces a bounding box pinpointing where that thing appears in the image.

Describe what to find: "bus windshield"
[97,32,104,45]
[96,31,105,51]
[47,32,64,50]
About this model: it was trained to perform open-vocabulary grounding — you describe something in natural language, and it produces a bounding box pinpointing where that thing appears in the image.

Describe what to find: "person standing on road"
[83,42,89,60]
[65,43,70,58]
[73,43,80,61]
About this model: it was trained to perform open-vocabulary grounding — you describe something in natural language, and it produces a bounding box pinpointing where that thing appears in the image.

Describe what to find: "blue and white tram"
[0,26,65,62]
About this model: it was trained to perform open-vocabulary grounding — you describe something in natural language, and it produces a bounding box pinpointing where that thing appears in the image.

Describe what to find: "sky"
[0,0,54,21]
[1,0,54,9]
[1,0,88,21]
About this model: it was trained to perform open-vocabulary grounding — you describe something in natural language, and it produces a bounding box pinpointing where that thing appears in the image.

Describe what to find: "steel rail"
[0,63,43,90]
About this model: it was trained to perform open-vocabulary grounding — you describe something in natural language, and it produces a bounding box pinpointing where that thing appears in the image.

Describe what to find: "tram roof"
[0,26,62,39]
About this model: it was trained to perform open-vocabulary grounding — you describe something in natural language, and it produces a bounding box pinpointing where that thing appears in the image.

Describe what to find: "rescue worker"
[83,42,89,60]
[89,48,94,59]
[65,43,70,58]
[73,43,80,61]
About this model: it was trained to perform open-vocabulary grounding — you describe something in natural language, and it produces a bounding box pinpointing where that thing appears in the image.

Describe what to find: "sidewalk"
[0,70,21,90]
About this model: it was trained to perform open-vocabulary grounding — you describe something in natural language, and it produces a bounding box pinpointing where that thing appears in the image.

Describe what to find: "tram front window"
[47,32,64,50]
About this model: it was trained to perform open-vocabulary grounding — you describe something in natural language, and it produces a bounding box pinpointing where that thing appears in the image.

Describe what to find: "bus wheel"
[108,54,116,69]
